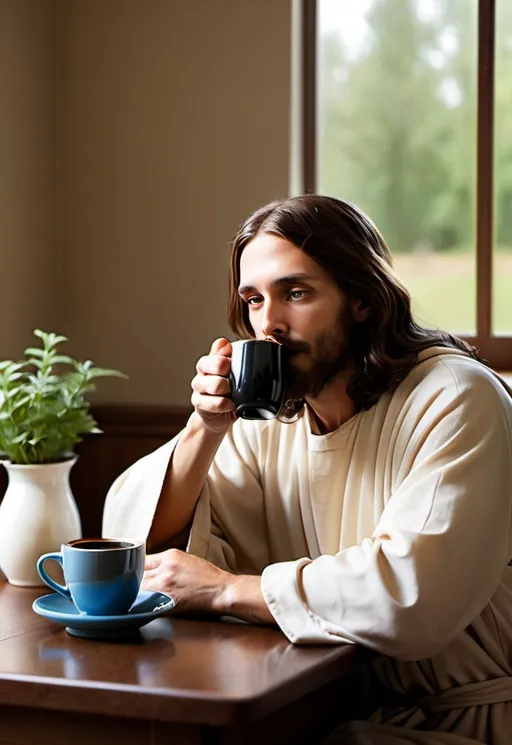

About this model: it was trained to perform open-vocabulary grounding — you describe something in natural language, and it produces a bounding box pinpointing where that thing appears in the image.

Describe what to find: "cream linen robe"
[103,347,512,745]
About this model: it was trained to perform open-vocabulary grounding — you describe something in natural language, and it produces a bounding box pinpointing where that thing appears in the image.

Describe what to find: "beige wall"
[58,0,292,404]
[1,0,291,405]
[0,0,56,356]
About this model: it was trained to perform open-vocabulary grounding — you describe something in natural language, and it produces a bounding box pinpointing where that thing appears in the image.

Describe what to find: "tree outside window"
[311,0,512,368]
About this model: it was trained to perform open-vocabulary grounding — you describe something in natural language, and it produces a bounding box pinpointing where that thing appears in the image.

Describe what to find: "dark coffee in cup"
[230,340,289,420]
[37,538,145,616]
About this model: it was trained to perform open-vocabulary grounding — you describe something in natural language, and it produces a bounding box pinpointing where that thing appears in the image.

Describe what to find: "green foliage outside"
[394,248,512,334]
[319,0,512,331]
[0,330,127,465]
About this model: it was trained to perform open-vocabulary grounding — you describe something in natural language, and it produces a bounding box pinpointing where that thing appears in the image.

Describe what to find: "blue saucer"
[32,590,175,639]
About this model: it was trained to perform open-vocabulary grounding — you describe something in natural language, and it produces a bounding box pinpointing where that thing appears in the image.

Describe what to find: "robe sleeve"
[102,436,179,544]
[102,418,267,574]
[261,366,512,660]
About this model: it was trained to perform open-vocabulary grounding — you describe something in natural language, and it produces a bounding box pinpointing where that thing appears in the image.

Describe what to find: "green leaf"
[74,360,94,373]
[4,386,25,399]
[24,347,45,358]
[11,432,29,445]
[11,395,32,412]
[48,333,68,347]
[4,372,24,383]
[0,329,126,463]
[51,355,75,366]
[86,368,128,380]
[2,363,25,376]
[33,329,68,349]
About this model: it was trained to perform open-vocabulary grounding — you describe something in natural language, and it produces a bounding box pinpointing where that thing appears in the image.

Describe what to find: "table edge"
[0,644,360,725]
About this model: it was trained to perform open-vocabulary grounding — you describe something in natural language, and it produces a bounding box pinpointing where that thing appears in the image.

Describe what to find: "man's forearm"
[215,574,276,625]
[148,413,226,550]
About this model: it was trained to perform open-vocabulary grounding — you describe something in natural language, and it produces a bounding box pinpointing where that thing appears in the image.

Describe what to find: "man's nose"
[261,302,287,338]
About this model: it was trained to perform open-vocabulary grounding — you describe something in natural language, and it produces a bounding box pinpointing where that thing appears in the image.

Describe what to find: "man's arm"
[261,370,512,653]
[147,339,236,551]
[142,549,275,624]
[148,413,226,550]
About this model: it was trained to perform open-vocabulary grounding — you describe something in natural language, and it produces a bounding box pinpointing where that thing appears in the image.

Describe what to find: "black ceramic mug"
[229,340,289,420]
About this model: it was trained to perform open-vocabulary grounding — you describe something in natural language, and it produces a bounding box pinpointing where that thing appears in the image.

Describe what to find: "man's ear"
[350,299,371,323]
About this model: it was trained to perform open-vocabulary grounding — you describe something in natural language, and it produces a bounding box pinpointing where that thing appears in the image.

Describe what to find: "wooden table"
[0,579,364,745]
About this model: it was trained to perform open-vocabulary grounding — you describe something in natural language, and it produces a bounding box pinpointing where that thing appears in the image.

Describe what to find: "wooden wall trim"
[91,404,192,437]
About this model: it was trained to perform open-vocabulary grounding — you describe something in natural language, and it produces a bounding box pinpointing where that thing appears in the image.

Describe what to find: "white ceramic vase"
[0,456,82,586]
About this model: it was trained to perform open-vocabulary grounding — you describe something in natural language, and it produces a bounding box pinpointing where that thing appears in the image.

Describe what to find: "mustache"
[265,336,310,354]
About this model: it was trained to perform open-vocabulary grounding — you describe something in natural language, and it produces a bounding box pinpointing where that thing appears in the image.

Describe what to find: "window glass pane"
[494,0,512,335]
[318,0,477,334]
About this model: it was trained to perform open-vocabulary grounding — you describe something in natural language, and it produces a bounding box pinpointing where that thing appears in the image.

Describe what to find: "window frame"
[302,0,512,370]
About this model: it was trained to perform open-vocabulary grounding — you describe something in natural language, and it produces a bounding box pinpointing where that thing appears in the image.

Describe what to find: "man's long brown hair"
[227,195,482,411]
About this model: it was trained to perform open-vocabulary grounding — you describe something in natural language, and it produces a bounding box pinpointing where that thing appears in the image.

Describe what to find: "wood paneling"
[0,706,202,745]
[0,405,192,538]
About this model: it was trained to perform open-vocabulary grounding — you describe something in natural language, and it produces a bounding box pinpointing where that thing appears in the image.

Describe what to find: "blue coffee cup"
[37,538,145,616]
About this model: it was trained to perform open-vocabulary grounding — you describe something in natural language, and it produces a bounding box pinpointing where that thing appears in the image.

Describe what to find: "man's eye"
[288,290,307,301]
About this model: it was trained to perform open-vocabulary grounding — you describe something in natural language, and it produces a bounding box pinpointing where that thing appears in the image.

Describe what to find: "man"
[103,195,512,744]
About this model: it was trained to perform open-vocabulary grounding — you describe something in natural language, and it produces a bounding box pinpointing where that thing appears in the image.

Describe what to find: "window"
[303,0,512,369]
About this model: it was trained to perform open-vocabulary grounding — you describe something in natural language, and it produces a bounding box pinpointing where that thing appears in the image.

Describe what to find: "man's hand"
[141,549,276,625]
[191,338,236,435]
[142,549,229,613]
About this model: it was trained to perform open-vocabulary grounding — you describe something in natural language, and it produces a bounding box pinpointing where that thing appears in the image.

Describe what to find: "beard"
[279,310,352,420]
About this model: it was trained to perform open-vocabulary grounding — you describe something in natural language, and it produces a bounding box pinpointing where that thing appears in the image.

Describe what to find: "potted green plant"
[0,330,126,586]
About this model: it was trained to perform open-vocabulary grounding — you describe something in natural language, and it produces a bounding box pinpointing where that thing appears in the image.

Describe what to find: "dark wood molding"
[302,0,317,194]
[461,334,512,370]
[91,403,192,437]
[476,0,495,339]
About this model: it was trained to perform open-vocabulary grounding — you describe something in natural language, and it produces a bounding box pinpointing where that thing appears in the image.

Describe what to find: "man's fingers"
[141,574,163,593]
[191,391,236,414]
[192,373,231,396]
[195,338,233,377]
[141,572,156,587]
[210,337,232,357]
[144,553,165,571]
[142,567,158,580]
[196,354,231,378]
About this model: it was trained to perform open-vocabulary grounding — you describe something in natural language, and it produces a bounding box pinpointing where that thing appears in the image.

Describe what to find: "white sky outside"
[318,0,463,107]
[319,0,443,39]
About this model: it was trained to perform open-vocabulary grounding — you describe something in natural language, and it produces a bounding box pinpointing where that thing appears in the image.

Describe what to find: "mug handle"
[36,553,71,600]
